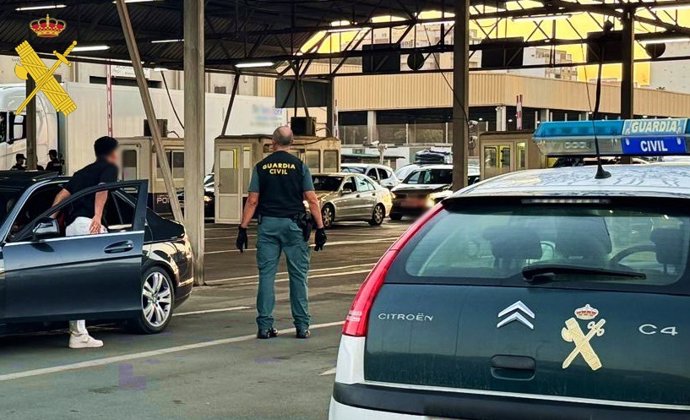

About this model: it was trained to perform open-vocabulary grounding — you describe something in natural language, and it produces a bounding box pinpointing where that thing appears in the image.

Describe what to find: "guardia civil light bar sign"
[621,118,688,155]
[622,118,686,136]
[533,118,690,157]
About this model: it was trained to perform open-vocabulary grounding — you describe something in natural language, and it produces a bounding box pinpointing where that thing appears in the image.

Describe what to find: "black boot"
[296,328,311,339]
[257,328,278,339]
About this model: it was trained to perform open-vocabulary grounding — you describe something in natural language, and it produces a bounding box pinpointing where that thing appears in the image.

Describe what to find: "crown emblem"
[574,304,599,320]
[30,14,66,38]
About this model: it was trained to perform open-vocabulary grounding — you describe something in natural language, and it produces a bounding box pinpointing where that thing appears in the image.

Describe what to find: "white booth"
[214,134,340,224]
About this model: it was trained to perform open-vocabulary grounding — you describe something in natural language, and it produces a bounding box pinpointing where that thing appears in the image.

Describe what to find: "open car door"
[2,180,148,323]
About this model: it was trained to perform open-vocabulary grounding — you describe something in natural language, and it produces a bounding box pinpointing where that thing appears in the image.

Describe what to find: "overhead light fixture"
[418,19,455,26]
[326,20,370,33]
[234,61,275,69]
[151,38,183,44]
[153,67,169,72]
[652,3,690,11]
[512,13,572,22]
[72,45,110,52]
[641,36,690,45]
[326,26,370,33]
[15,4,66,11]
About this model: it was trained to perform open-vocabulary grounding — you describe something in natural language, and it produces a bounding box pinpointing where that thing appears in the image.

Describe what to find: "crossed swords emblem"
[561,317,606,371]
[14,40,78,115]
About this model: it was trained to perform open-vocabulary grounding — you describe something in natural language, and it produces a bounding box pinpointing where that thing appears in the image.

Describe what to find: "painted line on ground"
[0,321,345,383]
[207,268,373,286]
[173,306,251,317]
[204,237,398,255]
[205,262,378,283]
[320,367,337,376]
[205,230,396,241]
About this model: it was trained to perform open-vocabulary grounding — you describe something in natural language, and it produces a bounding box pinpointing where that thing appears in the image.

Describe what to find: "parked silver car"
[311,173,393,228]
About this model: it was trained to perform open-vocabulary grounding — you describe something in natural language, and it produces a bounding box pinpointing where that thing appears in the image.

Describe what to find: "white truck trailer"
[0,82,286,173]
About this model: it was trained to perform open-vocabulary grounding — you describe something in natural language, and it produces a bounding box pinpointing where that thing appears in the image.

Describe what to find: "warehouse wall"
[259,70,690,118]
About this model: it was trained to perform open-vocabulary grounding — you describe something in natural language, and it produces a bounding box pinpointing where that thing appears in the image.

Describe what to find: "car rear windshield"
[342,166,365,174]
[388,198,690,293]
[404,168,453,185]
[312,175,343,191]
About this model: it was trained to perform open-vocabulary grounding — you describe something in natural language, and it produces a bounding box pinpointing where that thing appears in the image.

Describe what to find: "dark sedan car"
[0,171,193,336]
[390,164,480,220]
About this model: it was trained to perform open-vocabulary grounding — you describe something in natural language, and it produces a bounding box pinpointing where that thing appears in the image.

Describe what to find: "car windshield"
[404,168,452,185]
[312,175,343,191]
[394,165,418,180]
[0,187,24,225]
[391,201,690,290]
[341,166,365,174]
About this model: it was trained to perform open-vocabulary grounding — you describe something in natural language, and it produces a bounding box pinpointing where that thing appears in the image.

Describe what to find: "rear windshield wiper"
[522,264,646,283]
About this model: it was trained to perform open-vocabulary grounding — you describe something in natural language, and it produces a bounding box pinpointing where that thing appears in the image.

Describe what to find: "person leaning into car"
[51,136,120,349]
[236,126,328,340]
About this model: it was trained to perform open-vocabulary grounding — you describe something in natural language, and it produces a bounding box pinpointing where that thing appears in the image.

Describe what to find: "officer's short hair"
[273,126,293,147]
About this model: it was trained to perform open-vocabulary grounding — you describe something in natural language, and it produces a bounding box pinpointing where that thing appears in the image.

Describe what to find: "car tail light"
[342,203,443,337]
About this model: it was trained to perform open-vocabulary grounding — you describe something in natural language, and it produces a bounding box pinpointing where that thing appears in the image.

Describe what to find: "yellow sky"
[300,4,690,86]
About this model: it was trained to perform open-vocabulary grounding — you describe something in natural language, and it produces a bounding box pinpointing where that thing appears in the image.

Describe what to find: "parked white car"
[341,163,400,189]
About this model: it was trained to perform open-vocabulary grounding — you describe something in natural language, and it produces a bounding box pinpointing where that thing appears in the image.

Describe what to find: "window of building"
[305,150,320,172]
[324,150,339,173]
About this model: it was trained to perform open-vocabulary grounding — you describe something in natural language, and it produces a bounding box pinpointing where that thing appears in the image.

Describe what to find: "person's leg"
[282,219,311,334]
[66,217,103,349]
[69,320,88,335]
[255,217,282,334]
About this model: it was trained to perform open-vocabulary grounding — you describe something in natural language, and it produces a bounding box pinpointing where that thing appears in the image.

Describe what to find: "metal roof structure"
[3,0,690,76]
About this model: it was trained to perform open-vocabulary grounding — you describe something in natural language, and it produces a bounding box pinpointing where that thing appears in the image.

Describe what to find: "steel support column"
[326,78,335,136]
[25,77,37,170]
[184,0,206,286]
[621,9,635,119]
[452,1,470,190]
[221,72,241,136]
[115,0,183,223]
[620,9,635,164]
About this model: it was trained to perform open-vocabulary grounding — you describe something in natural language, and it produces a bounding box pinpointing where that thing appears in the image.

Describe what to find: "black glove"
[314,228,327,252]
[236,226,248,253]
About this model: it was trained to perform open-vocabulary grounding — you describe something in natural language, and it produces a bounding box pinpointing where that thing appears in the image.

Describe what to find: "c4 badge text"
[561,304,605,371]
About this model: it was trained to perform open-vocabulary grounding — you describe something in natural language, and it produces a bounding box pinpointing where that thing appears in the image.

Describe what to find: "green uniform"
[248,151,314,330]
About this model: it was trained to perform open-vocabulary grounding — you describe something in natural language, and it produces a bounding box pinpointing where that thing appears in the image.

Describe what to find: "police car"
[330,119,690,419]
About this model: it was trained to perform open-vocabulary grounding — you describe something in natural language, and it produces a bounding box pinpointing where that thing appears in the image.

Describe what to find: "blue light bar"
[533,118,690,157]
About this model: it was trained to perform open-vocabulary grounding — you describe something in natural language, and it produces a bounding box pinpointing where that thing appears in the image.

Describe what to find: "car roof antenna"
[592,21,612,180]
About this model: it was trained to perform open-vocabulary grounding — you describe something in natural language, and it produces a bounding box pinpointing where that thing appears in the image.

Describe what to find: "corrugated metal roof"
[2,0,689,75]
[0,0,460,72]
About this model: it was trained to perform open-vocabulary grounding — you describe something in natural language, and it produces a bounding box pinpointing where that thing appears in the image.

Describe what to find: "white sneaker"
[69,334,104,349]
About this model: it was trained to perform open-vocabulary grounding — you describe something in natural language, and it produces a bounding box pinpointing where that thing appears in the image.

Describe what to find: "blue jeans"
[256,216,311,330]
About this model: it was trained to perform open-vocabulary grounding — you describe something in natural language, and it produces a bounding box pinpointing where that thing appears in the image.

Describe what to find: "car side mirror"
[32,217,60,241]
[341,188,353,195]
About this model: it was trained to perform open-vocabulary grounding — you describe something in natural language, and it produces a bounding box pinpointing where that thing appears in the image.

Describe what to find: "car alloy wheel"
[322,205,334,229]
[370,204,385,226]
[142,270,173,328]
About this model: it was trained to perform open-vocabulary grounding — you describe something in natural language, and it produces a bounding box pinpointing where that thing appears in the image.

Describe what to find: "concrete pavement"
[0,220,412,420]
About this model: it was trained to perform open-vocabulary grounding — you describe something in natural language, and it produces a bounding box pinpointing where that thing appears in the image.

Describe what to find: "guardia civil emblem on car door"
[561,304,606,371]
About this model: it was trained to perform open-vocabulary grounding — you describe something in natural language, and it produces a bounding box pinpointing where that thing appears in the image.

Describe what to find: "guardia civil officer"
[236,126,327,339]
[11,153,26,171]
[46,149,64,174]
